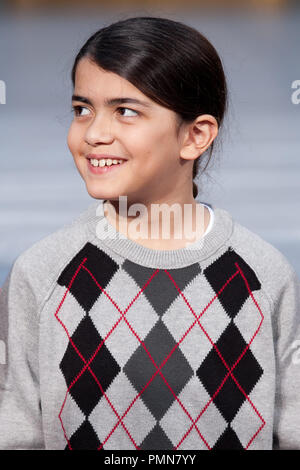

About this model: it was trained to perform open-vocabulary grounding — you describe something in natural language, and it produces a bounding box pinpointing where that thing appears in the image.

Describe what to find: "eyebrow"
[71,94,152,108]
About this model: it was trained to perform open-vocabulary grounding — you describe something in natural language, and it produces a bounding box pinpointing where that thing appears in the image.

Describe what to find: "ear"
[179,114,219,161]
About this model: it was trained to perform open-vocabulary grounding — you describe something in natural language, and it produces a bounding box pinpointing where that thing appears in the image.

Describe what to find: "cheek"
[130,127,161,161]
[133,130,174,171]
[67,124,82,156]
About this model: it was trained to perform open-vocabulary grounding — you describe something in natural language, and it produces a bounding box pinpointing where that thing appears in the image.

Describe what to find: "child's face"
[68,57,191,204]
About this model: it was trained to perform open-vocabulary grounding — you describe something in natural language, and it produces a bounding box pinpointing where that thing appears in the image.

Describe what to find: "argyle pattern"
[55,242,265,450]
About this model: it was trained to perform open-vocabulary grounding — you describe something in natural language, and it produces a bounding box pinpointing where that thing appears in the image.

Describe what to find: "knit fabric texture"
[0,199,299,450]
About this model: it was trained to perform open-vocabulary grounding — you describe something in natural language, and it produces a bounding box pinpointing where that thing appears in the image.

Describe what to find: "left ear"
[179,114,219,161]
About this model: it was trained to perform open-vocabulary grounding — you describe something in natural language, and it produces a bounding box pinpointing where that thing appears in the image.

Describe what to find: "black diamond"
[58,242,119,313]
[66,419,101,450]
[60,316,121,416]
[213,425,244,450]
[197,322,263,422]
[204,248,261,319]
[213,376,246,423]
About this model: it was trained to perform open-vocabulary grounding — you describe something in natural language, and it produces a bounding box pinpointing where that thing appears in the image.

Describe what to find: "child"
[0,16,299,450]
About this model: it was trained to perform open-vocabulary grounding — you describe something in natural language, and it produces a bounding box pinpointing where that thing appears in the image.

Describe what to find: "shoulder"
[225,209,299,303]
[6,201,99,309]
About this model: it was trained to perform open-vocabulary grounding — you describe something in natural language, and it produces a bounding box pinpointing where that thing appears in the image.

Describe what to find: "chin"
[84,184,116,201]
[86,189,109,200]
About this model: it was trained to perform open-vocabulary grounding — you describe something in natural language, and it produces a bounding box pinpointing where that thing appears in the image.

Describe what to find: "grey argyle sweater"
[0,199,300,450]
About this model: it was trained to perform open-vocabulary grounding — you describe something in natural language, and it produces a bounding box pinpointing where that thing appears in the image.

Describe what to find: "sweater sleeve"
[272,266,300,449]
[0,256,45,449]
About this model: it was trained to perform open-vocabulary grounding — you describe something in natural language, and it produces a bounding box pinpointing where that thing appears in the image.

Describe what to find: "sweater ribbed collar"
[85,199,234,269]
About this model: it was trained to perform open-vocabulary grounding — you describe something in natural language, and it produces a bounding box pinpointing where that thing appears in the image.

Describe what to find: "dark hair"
[71,16,228,198]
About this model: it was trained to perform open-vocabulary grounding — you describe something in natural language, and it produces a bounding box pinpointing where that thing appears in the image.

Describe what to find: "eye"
[71,105,90,117]
[117,107,139,117]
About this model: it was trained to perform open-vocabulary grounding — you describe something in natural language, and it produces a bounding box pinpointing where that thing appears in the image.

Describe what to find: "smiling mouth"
[87,158,127,174]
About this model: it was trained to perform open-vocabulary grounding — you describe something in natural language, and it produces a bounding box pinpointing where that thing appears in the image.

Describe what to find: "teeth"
[90,158,125,167]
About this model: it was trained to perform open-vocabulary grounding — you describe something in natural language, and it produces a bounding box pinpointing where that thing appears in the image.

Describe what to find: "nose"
[84,113,114,146]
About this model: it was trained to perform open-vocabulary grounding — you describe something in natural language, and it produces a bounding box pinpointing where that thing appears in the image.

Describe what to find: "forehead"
[72,56,181,129]
[74,57,148,100]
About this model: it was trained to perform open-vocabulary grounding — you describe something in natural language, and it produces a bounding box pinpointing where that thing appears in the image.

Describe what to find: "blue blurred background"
[0,0,299,284]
